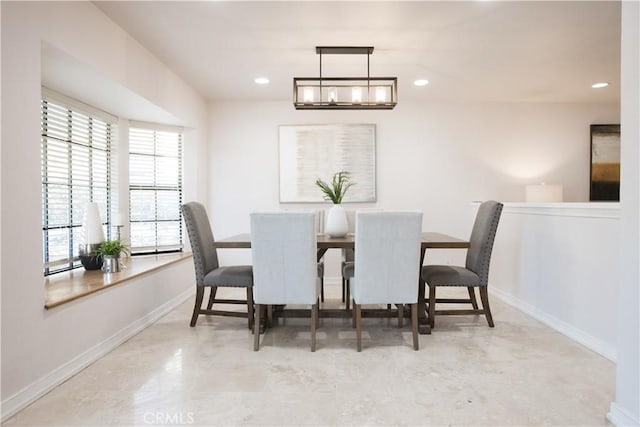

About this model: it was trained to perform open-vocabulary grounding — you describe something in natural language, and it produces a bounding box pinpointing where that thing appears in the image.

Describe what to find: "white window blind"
[129,127,183,254]
[41,97,115,275]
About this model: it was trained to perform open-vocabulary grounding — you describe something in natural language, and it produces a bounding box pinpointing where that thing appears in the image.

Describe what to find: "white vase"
[325,204,349,237]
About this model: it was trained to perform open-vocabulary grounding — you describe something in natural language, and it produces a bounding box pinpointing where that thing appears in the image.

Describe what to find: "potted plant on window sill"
[79,245,103,270]
[96,239,129,273]
[315,170,354,238]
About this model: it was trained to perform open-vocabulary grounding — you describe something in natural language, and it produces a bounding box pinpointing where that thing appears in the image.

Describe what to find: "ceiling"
[93,1,621,104]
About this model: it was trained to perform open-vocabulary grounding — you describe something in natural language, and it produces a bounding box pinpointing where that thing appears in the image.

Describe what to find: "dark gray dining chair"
[421,200,503,328]
[181,202,254,329]
[339,209,356,305]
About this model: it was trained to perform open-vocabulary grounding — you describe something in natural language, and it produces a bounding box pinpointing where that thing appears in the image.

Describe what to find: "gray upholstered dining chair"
[313,209,326,303]
[340,209,356,305]
[421,200,503,328]
[350,211,423,351]
[181,202,254,329]
[251,212,321,351]
[342,256,354,308]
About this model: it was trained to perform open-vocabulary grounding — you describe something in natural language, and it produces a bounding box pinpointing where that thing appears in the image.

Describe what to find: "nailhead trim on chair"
[476,202,503,286]
[182,204,206,286]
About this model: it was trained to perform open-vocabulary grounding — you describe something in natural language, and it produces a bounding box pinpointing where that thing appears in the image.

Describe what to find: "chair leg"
[355,303,362,352]
[345,280,351,310]
[411,303,419,351]
[253,304,262,351]
[428,285,436,328]
[397,303,404,328]
[320,277,325,303]
[479,287,495,327]
[352,299,357,328]
[247,287,254,330]
[266,304,273,327]
[207,286,218,310]
[190,287,205,327]
[311,300,318,352]
[468,287,479,309]
[341,277,346,302]
[418,278,427,325]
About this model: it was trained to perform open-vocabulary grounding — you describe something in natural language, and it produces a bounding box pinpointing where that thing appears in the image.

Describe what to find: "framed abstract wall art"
[279,124,376,203]
[590,124,620,201]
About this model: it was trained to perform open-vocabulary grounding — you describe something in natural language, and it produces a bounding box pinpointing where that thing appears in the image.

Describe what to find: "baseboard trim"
[490,287,617,362]
[608,402,640,426]
[0,287,193,422]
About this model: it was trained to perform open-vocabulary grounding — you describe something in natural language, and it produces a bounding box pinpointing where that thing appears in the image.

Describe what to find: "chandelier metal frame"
[293,46,398,110]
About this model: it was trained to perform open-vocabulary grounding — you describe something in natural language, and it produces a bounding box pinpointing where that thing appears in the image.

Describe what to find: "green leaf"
[96,239,130,256]
[315,170,355,204]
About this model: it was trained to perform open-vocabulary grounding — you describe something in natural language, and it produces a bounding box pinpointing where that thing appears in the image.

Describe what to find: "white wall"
[0,2,207,418]
[608,2,640,426]
[489,203,619,361]
[208,100,619,275]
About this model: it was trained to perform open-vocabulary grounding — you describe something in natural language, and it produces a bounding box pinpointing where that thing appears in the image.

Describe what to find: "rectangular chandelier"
[293,46,397,110]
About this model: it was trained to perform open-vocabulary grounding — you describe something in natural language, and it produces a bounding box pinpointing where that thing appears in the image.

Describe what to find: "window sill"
[44,252,193,309]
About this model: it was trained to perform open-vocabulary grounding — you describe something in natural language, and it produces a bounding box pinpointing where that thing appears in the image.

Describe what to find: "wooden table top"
[215,232,469,249]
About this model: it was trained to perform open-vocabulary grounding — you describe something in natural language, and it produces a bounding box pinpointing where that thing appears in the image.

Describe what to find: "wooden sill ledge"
[44,252,193,309]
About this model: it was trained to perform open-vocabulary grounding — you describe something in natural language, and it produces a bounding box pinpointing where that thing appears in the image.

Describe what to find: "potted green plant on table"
[315,170,354,237]
[96,239,129,273]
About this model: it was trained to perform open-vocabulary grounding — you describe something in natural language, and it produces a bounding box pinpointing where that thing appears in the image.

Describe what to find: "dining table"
[214,232,469,334]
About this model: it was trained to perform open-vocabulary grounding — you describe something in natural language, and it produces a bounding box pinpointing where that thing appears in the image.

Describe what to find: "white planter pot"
[325,204,349,237]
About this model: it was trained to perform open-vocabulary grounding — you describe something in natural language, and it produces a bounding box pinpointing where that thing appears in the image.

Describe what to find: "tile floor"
[5,286,614,426]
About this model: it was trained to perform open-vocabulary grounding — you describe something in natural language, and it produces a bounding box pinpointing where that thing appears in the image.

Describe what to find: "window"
[129,125,183,254]
[41,93,116,275]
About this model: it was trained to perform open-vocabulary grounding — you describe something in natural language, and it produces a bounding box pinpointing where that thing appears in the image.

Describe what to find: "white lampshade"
[525,184,563,202]
[82,202,105,244]
[113,212,126,227]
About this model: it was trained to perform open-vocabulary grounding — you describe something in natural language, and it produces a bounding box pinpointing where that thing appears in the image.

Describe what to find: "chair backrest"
[181,202,220,285]
[251,212,318,305]
[465,200,504,286]
[353,211,423,304]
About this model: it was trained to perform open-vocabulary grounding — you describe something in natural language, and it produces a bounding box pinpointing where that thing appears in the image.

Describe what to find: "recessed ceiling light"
[255,77,269,85]
[414,79,429,87]
[592,82,609,89]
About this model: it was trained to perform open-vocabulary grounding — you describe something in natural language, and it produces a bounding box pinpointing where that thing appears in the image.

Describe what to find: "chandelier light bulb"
[352,87,363,103]
[375,87,386,103]
[303,87,314,103]
[328,87,338,103]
